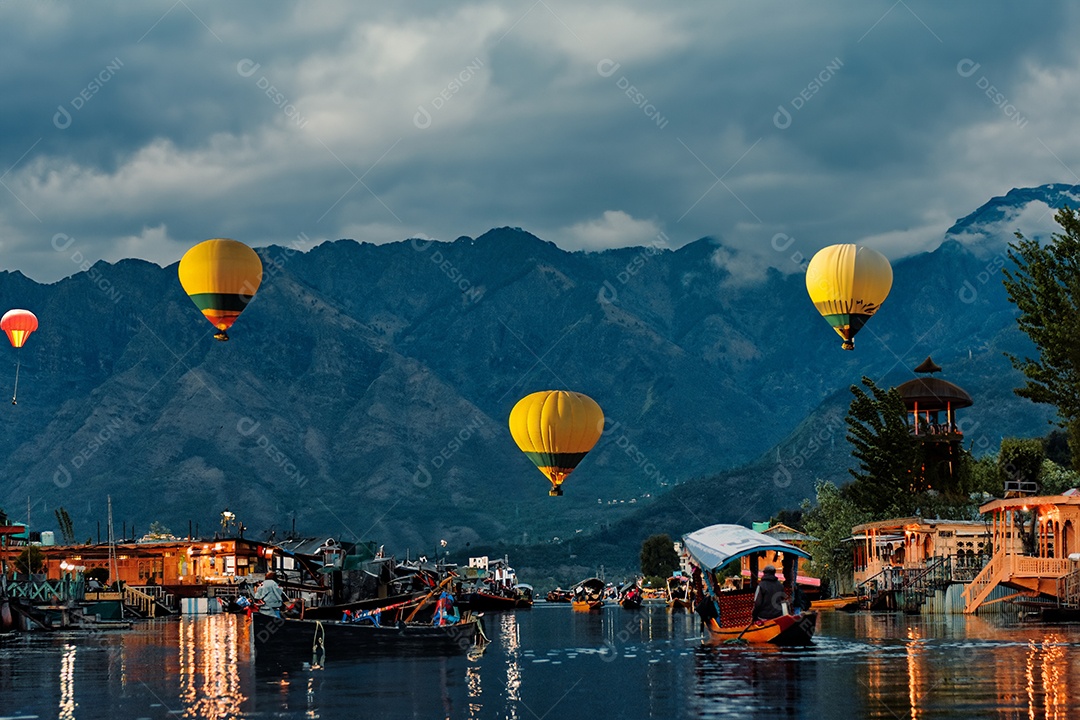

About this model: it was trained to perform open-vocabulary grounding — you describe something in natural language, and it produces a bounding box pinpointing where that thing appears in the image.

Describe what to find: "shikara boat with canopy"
[571,577,605,611]
[682,524,817,645]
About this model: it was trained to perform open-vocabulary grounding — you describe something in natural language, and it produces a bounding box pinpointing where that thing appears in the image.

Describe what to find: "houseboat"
[963,493,1080,616]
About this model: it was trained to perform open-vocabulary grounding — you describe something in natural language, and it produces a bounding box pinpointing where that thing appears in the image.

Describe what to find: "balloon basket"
[549,487,563,497]
[213,331,230,342]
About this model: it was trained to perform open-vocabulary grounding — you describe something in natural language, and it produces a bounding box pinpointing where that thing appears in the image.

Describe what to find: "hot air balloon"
[805,244,892,351]
[178,238,263,341]
[509,390,604,496]
[1,309,38,404]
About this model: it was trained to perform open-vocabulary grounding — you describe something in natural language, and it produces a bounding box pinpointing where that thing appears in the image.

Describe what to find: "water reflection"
[502,612,522,718]
[59,643,76,720]
[177,613,247,719]
[12,607,1080,718]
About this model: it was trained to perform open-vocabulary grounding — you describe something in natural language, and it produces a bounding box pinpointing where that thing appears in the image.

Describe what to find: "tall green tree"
[802,481,870,593]
[1003,206,1080,471]
[639,534,680,578]
[997,438,1045,493]
[844,376,922,518]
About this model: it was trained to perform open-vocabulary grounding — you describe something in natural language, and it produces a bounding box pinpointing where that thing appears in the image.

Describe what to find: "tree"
[802,481,869,594]
[1003,206,1080,471]
[639,534,680,578]
[15,546,45,575]
[1039,459,1080,495]
[146,521,173,540]
[998,438,1045,493]
[844,377,922,518]
[968,454,1003,497]
[54,507,75,545]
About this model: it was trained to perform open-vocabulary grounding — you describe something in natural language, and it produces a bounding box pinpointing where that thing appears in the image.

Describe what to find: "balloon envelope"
[805,244,892,350]
[509,390,604,496]
[178,239,263,340]
[1,309,38,348]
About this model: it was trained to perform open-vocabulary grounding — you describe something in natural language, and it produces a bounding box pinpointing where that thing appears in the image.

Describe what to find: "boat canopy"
[682,524,811,571]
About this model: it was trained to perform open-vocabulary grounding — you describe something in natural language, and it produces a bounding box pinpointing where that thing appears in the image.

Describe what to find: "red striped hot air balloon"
[1,309,38,404]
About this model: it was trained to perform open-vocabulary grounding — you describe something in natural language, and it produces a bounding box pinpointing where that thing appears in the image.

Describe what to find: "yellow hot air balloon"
[509,390,604,496]
[805,244,892,350]
[178,238,263,341]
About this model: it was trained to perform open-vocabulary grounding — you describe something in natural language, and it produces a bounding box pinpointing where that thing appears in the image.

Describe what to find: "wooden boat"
[514,584,534,609]
[667,575,693,611]
[457,586,520,612]
[811,595,860,612]
[251,610,484,662]
[571,577,605,611]
[545,588,572,603]
[301,590,430,621]
[701,611,818,645]
[682,523,818,645]
[619,583,643,610]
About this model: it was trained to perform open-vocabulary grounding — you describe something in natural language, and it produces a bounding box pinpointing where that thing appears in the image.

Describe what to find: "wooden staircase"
[121,585,175,618]
[962,550,1005,614]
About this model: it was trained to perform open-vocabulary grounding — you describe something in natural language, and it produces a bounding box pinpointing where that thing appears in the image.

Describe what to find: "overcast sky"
[0,1,1077,282]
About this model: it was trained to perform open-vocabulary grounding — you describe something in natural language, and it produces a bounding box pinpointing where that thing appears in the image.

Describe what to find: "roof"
[761,523,818,543]
[851,518,988,533]
[914,356,943,374]
[894,377,973,411]
[979,495,1080,513]
[682,524,810,571]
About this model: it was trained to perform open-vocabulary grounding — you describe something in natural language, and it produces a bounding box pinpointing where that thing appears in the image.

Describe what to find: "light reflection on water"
[4,608,1080,718]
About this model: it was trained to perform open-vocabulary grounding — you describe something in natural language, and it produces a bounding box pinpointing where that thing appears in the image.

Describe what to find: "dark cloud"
[0,1,1076,281]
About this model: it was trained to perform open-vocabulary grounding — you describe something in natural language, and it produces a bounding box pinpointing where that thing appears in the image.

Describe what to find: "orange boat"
[570,577,605,611]
[682,524,817,645]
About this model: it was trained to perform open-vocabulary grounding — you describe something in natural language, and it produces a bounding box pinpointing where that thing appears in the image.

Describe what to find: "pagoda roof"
[895,376,973,410]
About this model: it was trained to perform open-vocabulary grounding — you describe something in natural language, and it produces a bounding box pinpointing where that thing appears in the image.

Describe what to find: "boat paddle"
[404,575,455,623]
[723,620,757,646]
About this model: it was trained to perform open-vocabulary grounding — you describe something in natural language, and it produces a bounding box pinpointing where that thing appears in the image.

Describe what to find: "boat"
[571,577,605,611]
[682,523,817,646]
[251,610,485,662]
[456,585,520,612]
[457,556,530,611]
[666,574,693,612]
[545,588,572,603]
[619,581,643,609]
[810,595,860,612]
[514,584,534,609]
[301,590,431,621]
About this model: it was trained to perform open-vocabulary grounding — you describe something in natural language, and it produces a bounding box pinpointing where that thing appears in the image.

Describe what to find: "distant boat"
[514,584,534,609]
[619,581,643,610]
[545,588,572,603]
[571,578,605,611]
[682,524,817,645]
[457,556,530,611]
[251,611,485,662]
[666,575,693,612]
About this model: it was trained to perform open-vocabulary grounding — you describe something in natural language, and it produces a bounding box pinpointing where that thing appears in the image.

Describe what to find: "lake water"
[1,604,1077,719]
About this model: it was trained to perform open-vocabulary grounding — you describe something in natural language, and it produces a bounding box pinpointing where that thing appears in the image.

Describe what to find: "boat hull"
[302,591,428,621]
[251,611,481,662]
[457,591,520,612]
[571,600,604,612]
[702,612,817,646]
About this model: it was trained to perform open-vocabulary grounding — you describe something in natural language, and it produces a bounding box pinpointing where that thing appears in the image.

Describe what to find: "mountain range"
[0,184,1070,583]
